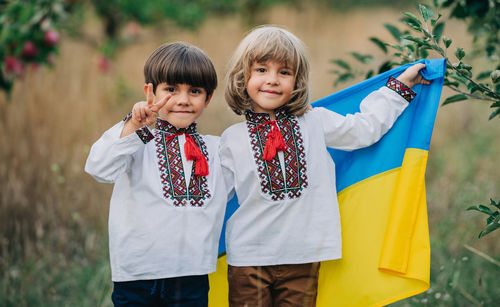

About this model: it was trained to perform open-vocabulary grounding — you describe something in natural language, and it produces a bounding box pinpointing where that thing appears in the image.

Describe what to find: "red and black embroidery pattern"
[155,119,210,207]
[386,77,416,102]
[246,109,308,201]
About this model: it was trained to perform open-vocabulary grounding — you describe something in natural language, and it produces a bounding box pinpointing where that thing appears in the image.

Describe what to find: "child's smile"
[155,83,211,128]
[246,61,295,118]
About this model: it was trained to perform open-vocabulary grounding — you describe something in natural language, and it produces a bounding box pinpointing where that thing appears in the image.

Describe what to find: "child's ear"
[204,93,214,106]
[143,83,150,97]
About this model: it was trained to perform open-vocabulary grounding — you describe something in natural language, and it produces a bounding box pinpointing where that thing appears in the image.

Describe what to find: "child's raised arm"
[120,83,170,138]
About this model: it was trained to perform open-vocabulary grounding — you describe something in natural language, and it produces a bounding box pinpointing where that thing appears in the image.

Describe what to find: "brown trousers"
[228,262,320,307]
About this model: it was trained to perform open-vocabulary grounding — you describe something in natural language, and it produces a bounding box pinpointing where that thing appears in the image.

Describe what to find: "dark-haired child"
[85,42,228,306]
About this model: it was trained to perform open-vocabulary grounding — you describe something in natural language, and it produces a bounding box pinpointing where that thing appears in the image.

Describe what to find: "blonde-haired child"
[220,25,429,306]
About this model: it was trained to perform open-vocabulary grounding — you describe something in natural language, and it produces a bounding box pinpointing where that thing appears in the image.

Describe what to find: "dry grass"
[0,4,499,306]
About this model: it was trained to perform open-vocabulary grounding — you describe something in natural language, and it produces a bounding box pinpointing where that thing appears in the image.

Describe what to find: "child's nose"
[266,72,279,84]
[176,92,190,104]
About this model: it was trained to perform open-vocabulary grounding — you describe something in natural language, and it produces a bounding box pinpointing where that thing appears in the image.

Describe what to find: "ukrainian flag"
[209,58,446,306]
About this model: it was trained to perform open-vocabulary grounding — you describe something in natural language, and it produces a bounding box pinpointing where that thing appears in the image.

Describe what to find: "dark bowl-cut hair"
[144,42,217,98]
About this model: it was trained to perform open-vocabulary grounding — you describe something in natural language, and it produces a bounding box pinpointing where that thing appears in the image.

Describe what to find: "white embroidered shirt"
[220,82,415,266]
[85,119,228,281]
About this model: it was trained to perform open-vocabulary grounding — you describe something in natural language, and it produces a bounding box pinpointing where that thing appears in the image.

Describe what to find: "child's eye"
[165,87,175,92]
[256,68,266,73]
[280,70,292,76]
[191,88,203,94]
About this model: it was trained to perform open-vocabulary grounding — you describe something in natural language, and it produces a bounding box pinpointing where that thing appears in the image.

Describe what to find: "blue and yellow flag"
[210,59,446,306]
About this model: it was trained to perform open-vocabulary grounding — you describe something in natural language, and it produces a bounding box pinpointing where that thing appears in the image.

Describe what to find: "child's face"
[154,82,211,128]
[246,60,295,116]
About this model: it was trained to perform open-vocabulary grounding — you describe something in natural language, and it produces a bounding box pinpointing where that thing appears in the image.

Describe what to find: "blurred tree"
[0,0,67,94]
[0,0,295,94]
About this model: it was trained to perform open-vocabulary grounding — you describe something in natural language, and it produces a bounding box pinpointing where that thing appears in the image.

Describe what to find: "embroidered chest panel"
[154,120,210,207]
[246,109,308,201]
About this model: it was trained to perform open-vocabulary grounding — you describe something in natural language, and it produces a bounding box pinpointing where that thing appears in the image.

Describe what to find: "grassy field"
[1,4,499,306]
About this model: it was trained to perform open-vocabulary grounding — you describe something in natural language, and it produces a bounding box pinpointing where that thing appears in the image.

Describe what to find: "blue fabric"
[314,59,445,192]
[217,59,446,255]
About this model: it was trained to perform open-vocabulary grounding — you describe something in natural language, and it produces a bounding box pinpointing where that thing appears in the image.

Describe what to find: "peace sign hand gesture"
[120,83,171,138]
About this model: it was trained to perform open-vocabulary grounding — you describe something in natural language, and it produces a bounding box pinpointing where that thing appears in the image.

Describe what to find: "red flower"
[44,30,59,46]
[4,56,25,77]
[21,41,38,58]
[97,55,111,73]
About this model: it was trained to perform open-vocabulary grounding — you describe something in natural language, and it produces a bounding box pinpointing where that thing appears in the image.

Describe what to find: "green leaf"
[330,59,351,70]
[429,44,445,55]
[378,61,393,74]
[386,43,404,52]
[402,12,422,26]
[401,18,423,31]
[476,71,492,80]
[334,72,355,86]
[433,22,445,42]
[442,36,452,48]
[419,4,429,22]
[443,78,459,87]
[384,24,402,41]
[466,206,482,212]
[350,52,373,64]
[467,82,479,94]
[491,199,500,210]
[461,63,472,71]
[479,214,500,238]
[459,68,472,78]
[431,13,442,26]
[365,70,374,79]
[455,47,465,60]
[419,47,429,58]
[369,37,387,53]
[450,72,468,85]
[491,70,500,83]
[442,94,468,105]
[478,222,500,238]
[401,35,425,44]
[478,205,494,215]
[486,211,499,225]
[489,107,500,120]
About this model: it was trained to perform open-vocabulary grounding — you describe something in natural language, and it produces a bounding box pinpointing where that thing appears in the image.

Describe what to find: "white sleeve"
[315,86,410,150]
[219,133,236,202]
[84,121,150,183]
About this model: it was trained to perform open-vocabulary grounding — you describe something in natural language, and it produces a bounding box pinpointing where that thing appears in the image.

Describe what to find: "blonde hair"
[225,25,310,116]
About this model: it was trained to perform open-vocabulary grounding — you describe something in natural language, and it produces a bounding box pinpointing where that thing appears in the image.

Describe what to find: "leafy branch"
[330,1,500,120]
[467,199,500,239]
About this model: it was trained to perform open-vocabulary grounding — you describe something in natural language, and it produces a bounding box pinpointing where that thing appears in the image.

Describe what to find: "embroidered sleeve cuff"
[123,111,133,122]
[136,126,154,144]
[386,77,416,102]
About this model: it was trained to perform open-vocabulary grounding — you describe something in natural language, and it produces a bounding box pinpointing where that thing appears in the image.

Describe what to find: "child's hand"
[396,63,431,88]
[130,83,170,128]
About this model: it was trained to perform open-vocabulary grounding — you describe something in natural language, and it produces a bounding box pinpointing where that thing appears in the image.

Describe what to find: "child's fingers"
[413,63,426,71]
[151,94,171,112]
[133,107,142,123]
[139,105,147,120]
[146,83,155,107]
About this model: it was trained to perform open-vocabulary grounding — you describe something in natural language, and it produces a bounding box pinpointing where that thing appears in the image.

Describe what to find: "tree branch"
[446,85,498,102]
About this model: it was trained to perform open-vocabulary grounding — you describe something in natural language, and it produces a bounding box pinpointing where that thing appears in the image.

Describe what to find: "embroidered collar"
[156,118,198,134]
[245,106,290,123]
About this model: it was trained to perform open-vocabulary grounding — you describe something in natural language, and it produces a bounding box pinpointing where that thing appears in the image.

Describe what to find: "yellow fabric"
[209,148,430,306]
